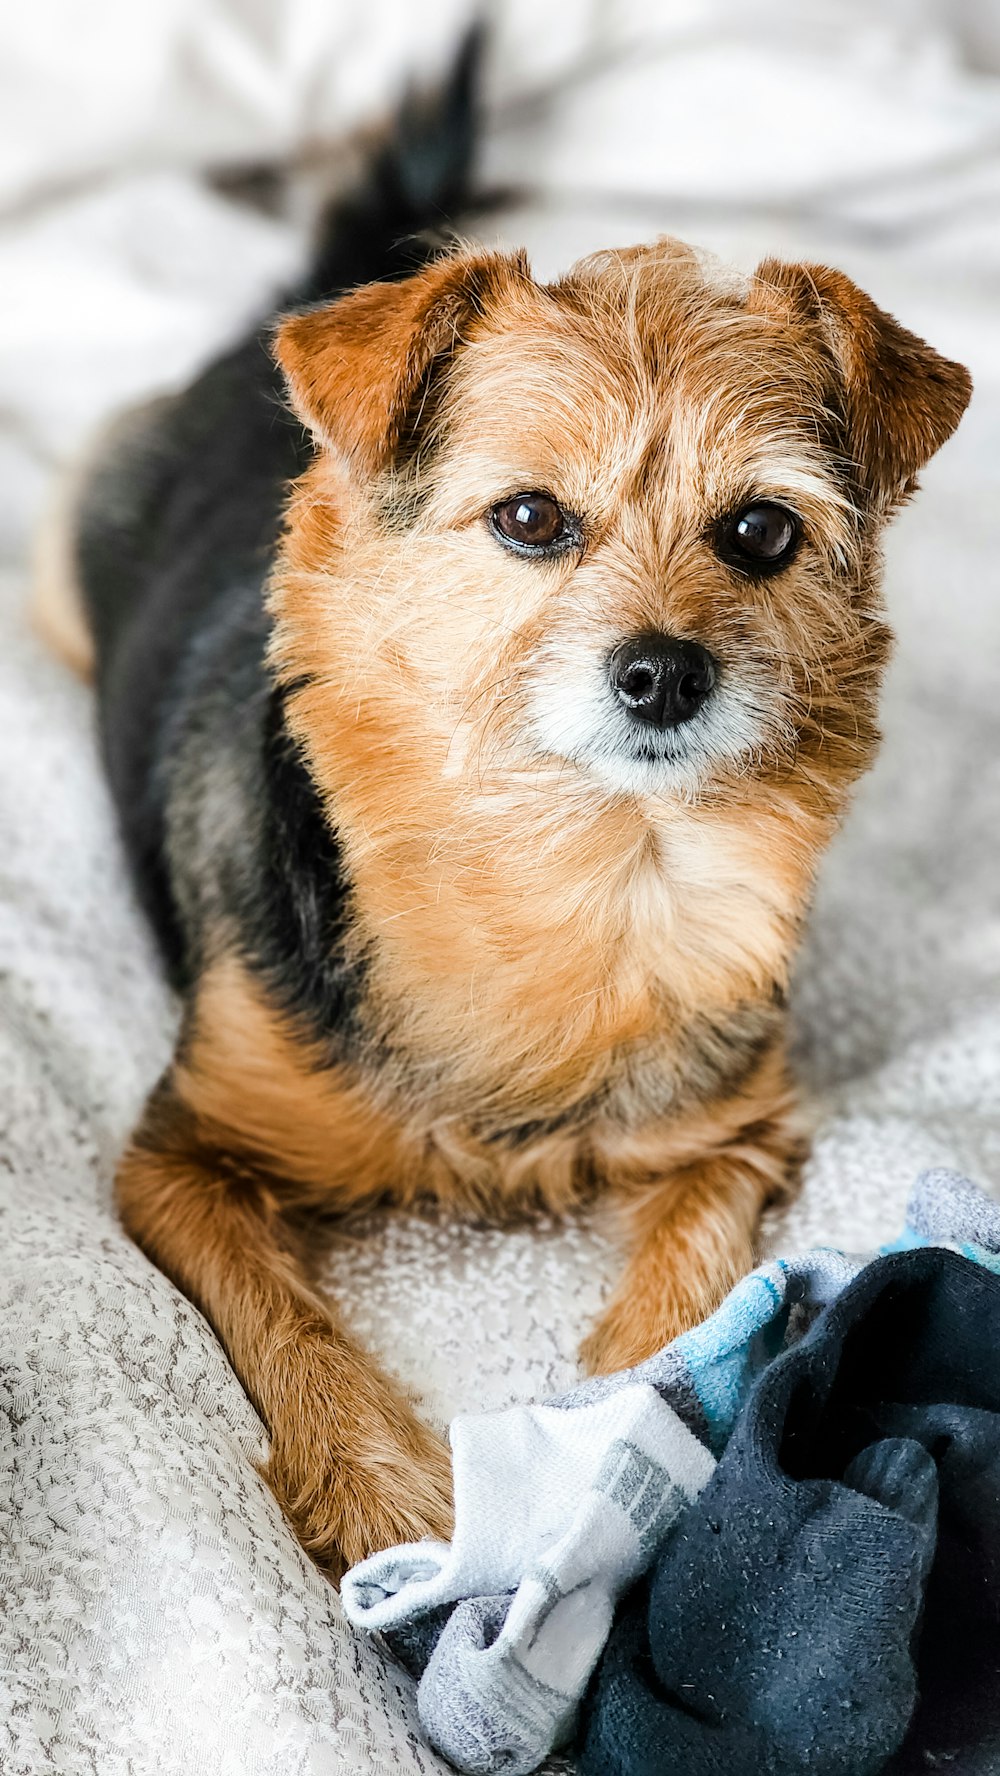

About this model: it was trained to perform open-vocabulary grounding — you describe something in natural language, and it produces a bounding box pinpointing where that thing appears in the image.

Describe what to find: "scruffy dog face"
[419,257,870,804]
[273,239,967,837]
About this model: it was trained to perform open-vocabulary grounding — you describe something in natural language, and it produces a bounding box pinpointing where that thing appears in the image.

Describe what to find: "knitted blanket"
[3,8,1000,1774]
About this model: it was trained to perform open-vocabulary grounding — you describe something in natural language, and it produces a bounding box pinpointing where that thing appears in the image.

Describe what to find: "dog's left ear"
[274,248,532,477]
[751,259,972,510]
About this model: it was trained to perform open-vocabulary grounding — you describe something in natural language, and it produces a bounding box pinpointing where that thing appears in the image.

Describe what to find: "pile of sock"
[341,1170,1000,1776]
[583,1244,1000,1775]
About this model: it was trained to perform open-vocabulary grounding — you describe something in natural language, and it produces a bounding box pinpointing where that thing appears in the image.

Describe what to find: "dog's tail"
[295,25,484,306]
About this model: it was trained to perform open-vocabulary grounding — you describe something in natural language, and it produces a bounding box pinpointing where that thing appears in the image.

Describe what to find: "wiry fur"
[270,240,896,1131]
[59,57,971,1573]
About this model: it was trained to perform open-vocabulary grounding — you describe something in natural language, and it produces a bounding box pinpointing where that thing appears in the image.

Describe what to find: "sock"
[882,1401,1000,1771]
[905,1166,1000,1259]
[583,1248,1000,1776]
[342,1383,714,1776]
[343,1181,1000,1776]
[581,1436,937,1776]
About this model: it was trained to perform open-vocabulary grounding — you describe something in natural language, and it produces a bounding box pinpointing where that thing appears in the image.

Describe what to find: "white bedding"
[1,4,999,1772]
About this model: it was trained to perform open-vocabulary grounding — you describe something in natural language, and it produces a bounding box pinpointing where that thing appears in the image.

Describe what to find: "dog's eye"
[490,493,568,552]
[718,503,799,571]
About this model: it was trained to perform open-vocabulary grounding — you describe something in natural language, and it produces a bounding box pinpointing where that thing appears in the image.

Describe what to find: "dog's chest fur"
[182,783,812,1219]
[349,772,816,1112]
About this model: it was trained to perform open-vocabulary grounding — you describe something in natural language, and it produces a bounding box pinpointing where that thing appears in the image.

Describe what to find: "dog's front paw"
[579,1299,677,1377]
[265,1405,454,1580]
[579,1274,726,1377]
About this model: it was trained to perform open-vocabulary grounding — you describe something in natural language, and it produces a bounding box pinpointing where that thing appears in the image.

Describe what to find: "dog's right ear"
[274,248,532,477]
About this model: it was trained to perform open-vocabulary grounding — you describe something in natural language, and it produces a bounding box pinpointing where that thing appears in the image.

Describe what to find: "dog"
[40,46,970,1574]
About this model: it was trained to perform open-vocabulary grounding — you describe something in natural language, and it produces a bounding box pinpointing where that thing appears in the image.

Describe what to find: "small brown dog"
[47,63,970,1574]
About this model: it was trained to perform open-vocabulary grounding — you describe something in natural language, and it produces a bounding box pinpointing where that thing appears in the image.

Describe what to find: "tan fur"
[580,1043,805,1370]
[268,244,886,1133]
[120,956,800,1562]
[33,395,188,680]
[116,1085,453,1576]
[32,454,97,679]
[178,956,793,1225]
[114,233,969,1571]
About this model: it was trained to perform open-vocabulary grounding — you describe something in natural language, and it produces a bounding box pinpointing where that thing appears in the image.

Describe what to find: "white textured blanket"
[2,5,1000,1773]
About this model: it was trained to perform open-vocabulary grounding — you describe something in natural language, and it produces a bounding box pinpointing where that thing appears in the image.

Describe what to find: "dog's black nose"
[608,633,717,728]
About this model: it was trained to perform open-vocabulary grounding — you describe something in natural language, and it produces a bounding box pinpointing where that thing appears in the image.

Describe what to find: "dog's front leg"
[116,1075,453,1578]
[580,1053,804,1375]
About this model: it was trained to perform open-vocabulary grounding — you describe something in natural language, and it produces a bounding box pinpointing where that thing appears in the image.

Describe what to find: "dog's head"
[272,239,969,816]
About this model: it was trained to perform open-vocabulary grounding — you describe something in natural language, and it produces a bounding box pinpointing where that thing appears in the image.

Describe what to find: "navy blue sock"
[884,1399,1000,1771]
[581,1436,937,1776]
[581,1248,1000,1776]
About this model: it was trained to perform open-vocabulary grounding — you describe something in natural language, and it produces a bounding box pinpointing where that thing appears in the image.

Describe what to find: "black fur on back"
[77,33,482,1031]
